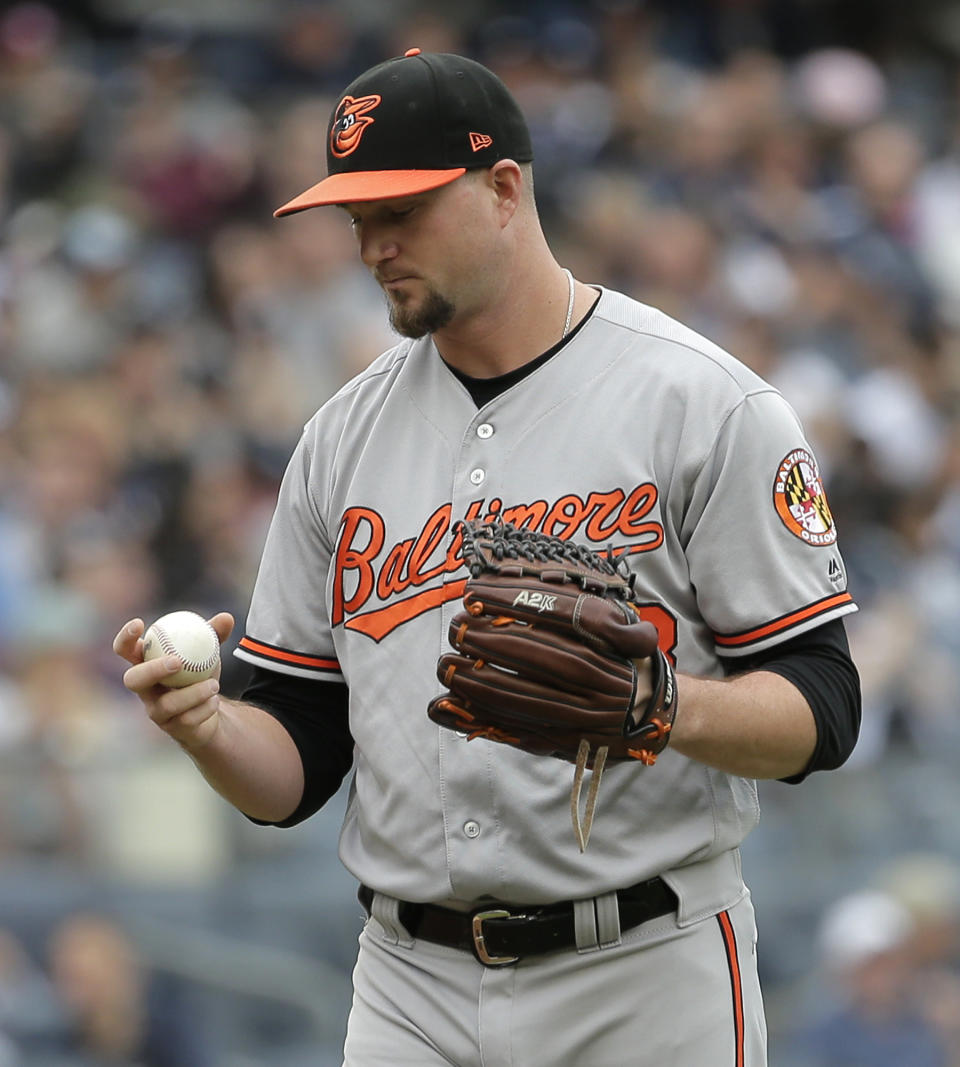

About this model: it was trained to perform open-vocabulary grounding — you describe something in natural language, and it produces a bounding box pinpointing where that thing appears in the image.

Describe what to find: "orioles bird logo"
[330,94,381,158]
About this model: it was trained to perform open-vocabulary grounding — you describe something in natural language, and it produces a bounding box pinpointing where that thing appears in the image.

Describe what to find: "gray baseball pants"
[341,891,766,1066]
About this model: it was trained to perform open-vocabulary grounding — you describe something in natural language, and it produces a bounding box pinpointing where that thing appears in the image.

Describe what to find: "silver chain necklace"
[561,268,575,339]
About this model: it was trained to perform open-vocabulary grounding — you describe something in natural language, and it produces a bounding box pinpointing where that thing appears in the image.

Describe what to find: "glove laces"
[570,740,608,852]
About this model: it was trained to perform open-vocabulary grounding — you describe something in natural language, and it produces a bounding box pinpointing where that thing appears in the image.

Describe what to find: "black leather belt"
[358,876,677,966]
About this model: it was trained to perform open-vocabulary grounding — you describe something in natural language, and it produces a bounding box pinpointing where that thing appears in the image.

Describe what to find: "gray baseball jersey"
[235,286,856,916]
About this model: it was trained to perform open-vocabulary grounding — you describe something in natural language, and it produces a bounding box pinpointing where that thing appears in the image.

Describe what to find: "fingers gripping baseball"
[114,612,234,751]
[147,682,223,749]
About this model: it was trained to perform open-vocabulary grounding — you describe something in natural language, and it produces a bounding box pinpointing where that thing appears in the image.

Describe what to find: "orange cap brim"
[274,168,467,217]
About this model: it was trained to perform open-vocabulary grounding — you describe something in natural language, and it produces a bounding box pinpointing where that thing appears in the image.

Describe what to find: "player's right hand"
[113,613,234,752]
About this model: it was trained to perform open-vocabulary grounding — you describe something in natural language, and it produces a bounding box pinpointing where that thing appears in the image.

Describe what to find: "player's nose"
[358,226,399,269]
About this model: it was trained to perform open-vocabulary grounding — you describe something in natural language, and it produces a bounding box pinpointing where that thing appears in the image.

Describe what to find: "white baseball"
[142,611,221,688]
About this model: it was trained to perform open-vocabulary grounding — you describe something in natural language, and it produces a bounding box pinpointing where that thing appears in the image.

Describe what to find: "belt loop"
[595,890,622,948]
[573,898,599,952]
[369,891,415,948]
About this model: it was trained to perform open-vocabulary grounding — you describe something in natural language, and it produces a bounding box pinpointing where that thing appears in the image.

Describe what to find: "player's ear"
[487,160,524,226]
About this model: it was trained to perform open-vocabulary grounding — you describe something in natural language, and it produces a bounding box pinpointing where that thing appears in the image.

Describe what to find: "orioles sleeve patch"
[773,448,837,546]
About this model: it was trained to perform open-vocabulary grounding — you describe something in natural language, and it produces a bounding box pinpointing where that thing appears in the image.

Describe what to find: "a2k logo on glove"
[512,591,557,612]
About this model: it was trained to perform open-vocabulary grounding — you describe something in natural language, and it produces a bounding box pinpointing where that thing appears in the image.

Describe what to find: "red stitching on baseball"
[153,624,219,673]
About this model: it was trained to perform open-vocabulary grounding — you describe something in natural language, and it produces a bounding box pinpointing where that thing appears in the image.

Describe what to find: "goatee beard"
[388,287,456,339]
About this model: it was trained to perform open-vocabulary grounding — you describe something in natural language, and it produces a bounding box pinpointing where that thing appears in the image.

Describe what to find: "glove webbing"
[461,520,630,589]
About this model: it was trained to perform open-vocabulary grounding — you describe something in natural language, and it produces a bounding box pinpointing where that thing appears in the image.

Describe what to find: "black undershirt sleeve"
[240,668,354,828]
[719,617,861,784]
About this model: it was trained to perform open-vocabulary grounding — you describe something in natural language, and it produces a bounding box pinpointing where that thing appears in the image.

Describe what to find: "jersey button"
[477,423,494,439]
[463,820,481,839]
[469,468,485,485]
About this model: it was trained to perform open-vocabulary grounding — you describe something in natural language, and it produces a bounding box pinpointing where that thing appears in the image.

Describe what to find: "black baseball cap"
[274,48,534,217]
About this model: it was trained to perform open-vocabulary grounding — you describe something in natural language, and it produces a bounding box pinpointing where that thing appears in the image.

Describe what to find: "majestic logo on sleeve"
[330,94,381,158]
[774,449,836,546]
[332,486,664,641]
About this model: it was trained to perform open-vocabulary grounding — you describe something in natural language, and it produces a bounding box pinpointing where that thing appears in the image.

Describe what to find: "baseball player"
[114,49,862,1066]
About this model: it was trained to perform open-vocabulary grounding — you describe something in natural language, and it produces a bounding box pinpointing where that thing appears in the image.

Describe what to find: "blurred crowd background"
[2,0,960,1063]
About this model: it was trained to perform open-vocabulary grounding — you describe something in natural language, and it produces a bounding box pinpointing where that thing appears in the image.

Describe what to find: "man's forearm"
[183,699,305,822]
[668,670,817,779]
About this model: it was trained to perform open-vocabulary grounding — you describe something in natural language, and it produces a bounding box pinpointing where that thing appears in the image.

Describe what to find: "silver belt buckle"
[471,909,520,966]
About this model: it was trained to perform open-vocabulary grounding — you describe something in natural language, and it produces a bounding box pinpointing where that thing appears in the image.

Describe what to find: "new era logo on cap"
[273,49,534,216]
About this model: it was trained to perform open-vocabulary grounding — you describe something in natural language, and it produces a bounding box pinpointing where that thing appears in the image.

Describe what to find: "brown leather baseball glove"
[428,519,678,848]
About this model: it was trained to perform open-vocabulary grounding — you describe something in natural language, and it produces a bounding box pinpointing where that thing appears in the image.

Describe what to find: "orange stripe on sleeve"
[715,592,854,648]
[237,637,340,672]
[717,911,745,1067]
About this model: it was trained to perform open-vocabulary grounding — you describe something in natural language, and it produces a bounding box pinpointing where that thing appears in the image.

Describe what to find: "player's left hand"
[427,521,677,768]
